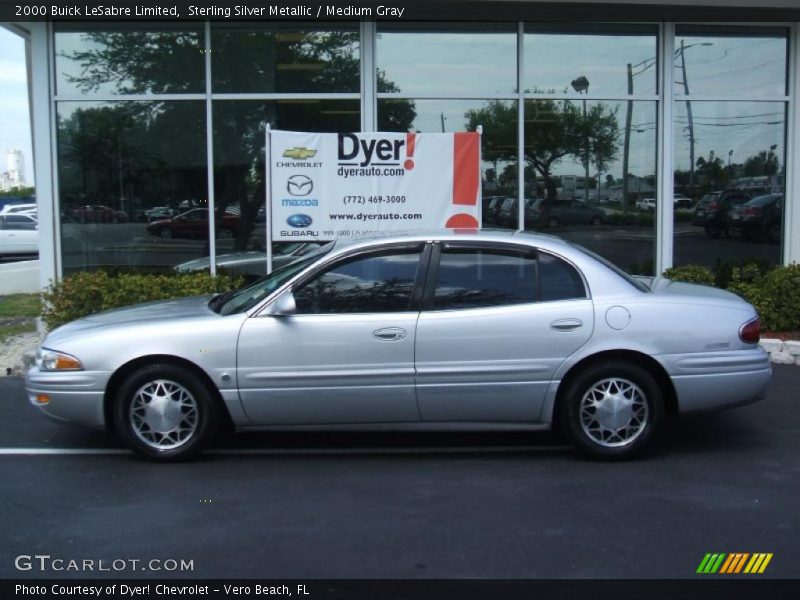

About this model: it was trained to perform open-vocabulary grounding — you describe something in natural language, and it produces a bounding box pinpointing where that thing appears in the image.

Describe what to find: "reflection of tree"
[296,277,415,313]
[61,29,415,251]
[743,150,780,178]
[465,100,618,206]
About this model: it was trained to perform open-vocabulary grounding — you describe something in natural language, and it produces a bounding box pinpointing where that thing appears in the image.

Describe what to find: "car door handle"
[373,327,407,341]
[550,318,583,332]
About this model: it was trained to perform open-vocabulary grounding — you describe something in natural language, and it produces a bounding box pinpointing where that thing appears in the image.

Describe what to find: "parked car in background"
[692,190,751,238]
[26,230,771,461]
[526,199,605,229]
[146,208,240,240]
[0,213,38,258]
[481,195,505,225]
[727,194,782,243]
[72,204,128,224]
[496,197,519,228]
[175,242,324,281]
[673,195,694,209]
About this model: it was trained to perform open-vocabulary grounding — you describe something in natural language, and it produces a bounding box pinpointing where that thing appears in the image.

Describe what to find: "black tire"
[546,216,560,229]
[113,363,220,461]
[559,360,664,460]
[590,215,603,226]
[159,227,172,239]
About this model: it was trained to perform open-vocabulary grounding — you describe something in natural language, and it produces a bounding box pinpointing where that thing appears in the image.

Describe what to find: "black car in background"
[727,194,782,243]
[692,190,751,238]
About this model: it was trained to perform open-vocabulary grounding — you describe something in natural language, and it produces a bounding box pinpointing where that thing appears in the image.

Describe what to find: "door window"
[4,215,37,230]
[294,248,423,314]
[432,246,586,310]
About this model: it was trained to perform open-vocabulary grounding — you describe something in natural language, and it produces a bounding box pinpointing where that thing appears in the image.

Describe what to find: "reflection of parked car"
[27,230,771,461]
[673,195,694,209]
[692,191,750,238]
[0,202,37,216]
[481,195,505,226]
[73,205,128,224]
[496,197,518,228]
[175,242,323,279]
[145,207,177,223]
[727,194,782,243]
[635,198,656,211]
[146,208,240,240]
[0,214,38,258]
[526,199,605,229]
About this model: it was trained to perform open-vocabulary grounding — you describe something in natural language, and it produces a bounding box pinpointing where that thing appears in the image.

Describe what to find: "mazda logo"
[287,175,313,197]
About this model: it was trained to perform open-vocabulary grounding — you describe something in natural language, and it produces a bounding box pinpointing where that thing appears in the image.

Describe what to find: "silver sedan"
[26,231,771,460]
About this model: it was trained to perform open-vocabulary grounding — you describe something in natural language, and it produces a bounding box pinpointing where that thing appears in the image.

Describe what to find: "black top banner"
[1,0,799,23]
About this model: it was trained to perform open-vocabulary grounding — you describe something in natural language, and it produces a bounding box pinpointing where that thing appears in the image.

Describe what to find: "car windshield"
[745,194,780,207]
[216,242,334,315]
[570,243,650,293]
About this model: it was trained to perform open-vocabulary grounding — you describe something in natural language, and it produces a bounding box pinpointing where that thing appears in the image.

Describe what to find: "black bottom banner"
[4,579,799,600]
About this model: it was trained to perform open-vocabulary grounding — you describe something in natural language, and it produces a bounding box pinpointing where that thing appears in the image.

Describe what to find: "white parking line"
[0,445,570,456]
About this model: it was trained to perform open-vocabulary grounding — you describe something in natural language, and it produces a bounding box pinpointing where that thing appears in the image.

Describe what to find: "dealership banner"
[268,130,481,241]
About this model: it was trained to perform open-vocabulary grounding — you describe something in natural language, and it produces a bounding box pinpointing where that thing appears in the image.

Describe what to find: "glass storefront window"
[56,101,208,273]
[673,101,785,269]
[376,24,517,96]
[674,27,789,99]
[212,100,360,279]
[522,99,657,275]
[378,98,518,229]
[524,25,658,97]
[211,24,360,93]
[55,25,205,96]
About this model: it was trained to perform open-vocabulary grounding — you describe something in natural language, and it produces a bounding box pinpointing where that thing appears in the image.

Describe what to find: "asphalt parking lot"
[0,366,798,580]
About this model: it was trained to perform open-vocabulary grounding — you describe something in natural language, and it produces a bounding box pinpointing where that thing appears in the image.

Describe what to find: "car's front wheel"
[114,364,220,461]
[560,361,663,460]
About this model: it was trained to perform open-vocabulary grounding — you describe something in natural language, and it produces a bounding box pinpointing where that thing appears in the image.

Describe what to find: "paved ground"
[0,367,798,580]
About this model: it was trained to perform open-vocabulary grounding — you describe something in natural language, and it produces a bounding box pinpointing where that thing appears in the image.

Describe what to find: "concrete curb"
[759,338,800,366]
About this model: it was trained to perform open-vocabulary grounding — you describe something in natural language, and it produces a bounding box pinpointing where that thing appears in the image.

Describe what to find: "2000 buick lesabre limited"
[26,231,771,461]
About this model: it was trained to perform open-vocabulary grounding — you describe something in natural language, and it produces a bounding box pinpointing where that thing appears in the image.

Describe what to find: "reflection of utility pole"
[440,112,446,133]
[727,149,733,168]
[117,136,124,212]
[676,41,712,193]
[622,62,633,212]
[679,39,696,191]
[571,76,590,203]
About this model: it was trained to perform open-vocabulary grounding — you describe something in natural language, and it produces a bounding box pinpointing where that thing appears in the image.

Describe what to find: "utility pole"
[622,62,633,212]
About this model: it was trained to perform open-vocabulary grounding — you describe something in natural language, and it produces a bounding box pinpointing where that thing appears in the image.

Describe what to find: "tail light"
[743,207,762,217]
[739,317,761,344]
[708,202,721,210]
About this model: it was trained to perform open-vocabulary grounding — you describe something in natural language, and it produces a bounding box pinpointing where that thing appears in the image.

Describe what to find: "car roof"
[331,228,575,255]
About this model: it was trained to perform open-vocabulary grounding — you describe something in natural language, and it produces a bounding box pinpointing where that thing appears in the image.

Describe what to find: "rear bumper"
[659,349,772,414]
[25,367,111,429]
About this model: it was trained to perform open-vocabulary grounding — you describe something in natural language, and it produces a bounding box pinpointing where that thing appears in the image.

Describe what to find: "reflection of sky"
[0,28,33,185]
[674,101,785,172]
[524,33,657,96]
[377,31,517,96]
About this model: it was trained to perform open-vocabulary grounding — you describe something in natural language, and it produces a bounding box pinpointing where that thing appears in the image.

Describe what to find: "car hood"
[45,295,217,344]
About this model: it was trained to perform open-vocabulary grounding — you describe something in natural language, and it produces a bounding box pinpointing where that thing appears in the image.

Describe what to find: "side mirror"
[267,291,296,317]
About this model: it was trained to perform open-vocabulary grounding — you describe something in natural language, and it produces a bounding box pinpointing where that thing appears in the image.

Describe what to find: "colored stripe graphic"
[698,553,773,574]
[451,132,480,206]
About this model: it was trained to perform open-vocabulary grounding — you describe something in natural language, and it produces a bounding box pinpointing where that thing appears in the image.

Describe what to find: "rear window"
[571,243,649,293]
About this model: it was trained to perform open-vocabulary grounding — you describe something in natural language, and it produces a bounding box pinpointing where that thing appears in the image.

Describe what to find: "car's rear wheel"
[159,227,172,239]
[114,364,219,461]
[546,216,560,228]
[560,361,663,460]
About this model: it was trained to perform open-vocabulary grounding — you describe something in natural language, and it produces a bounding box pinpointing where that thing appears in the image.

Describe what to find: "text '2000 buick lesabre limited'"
[26,231,771,461]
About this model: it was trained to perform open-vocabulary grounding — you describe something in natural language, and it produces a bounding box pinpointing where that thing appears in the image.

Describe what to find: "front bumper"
[25,367,112,429]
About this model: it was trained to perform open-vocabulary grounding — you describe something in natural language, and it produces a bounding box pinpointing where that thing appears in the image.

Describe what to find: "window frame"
[421,241,589,313]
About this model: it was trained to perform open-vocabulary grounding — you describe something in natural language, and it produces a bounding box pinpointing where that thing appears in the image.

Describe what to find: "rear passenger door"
[415,243,594,422]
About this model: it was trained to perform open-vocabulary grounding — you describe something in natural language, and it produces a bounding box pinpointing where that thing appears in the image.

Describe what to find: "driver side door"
[236,243,427,425]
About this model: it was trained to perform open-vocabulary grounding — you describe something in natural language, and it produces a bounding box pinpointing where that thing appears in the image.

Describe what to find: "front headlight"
[40,348,83,371]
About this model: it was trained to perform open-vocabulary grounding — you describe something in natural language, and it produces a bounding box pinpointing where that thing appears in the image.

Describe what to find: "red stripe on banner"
[452,132,479,206]
[404,132,416,170]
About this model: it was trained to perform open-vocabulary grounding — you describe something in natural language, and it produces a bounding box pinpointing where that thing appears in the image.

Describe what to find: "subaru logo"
[287,175,313,196]
[286,214,313,228]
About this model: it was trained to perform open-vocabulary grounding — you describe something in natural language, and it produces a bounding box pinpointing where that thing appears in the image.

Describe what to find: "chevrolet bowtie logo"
[283,147,317,160]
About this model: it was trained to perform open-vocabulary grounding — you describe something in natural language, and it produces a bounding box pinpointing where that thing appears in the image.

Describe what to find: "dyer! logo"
[338,133,413,169]
[286,214,313,228]
[287,175,313,196]
[696,553,773,574]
